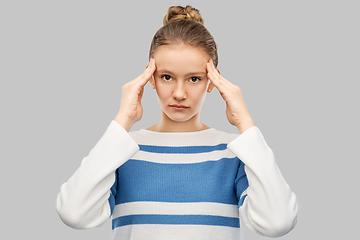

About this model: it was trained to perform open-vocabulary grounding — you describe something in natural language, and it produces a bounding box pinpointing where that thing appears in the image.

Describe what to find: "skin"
[114,43,255,134]
[147,44,216,132]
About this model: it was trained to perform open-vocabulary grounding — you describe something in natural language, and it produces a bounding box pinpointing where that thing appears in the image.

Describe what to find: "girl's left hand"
[206,59,255,133]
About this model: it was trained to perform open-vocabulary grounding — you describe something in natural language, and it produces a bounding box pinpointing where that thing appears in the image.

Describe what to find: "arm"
[227,126,298,237]
[55,120,139,229]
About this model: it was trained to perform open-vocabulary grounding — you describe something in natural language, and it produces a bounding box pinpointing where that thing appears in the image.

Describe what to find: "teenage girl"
[56,5,298,240]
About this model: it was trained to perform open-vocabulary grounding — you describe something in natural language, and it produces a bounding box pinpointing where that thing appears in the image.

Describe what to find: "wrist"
[114,115,133,132]
[237,118,255,134]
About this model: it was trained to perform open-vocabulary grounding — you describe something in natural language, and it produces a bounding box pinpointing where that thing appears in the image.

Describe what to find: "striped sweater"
[56,120,298,239]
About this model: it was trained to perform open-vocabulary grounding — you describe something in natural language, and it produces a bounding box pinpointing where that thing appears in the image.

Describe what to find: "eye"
[189,77,201,83]
[161,75,172,81]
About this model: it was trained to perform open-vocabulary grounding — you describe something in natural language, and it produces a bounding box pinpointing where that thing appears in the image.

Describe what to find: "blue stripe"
[109,170,118,216]
[235,161,249,206]
[108,193,115,216]
[115,158,243,205]
[112,214,240,229]
[239,194,247,208]
[139,143,228,154]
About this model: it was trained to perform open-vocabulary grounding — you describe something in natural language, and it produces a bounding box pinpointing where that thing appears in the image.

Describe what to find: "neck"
[149,110,209,132]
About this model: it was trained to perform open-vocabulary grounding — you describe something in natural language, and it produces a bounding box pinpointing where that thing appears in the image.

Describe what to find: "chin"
[163,109,195,122]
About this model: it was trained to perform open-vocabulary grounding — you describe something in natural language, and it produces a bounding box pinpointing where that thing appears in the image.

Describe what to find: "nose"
[172,81,187,101]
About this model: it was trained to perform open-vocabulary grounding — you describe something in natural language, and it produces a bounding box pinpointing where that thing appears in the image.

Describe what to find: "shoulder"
[128,129,146,143]
[214,129,240,144]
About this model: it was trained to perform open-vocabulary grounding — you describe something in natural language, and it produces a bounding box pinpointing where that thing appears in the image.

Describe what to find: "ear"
[149,77,156,89]
[207,82,215,93]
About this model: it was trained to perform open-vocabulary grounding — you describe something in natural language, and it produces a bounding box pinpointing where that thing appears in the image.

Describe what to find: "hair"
[149,5,218,68]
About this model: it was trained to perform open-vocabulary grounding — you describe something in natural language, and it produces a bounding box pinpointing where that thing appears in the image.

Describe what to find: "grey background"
[1,0,359,239]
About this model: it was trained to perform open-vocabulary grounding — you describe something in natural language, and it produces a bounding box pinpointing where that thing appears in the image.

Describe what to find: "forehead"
[153,44,210,74]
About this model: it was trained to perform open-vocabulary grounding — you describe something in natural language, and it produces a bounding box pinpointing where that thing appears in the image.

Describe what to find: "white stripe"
[131,149,237,164]
[113,224,241,240]
[112,201,239,219]
[129,129,240,147]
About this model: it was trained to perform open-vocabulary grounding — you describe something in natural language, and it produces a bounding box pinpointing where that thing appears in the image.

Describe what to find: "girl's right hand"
[114,58,156,131]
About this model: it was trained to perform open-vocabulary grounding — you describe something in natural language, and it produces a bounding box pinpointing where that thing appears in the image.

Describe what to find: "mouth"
[170,104,189,108]
[169,104,189,110]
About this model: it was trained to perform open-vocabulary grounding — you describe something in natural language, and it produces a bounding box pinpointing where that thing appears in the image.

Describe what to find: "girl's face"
[149,44,215,123]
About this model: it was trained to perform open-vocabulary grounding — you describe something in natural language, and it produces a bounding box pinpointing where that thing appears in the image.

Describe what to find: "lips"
[170,104,189,108]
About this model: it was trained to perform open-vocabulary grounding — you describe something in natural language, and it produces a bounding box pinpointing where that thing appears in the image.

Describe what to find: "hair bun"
[163,5,204,25]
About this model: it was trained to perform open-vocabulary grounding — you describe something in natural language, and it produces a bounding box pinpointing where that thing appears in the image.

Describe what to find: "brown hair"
[149,5,218,68]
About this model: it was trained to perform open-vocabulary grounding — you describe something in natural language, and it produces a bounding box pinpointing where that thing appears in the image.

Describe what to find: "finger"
[207,59,220,74]
[138,62,153,80]
[207,60,229,83]
[206,60,234,89]
[206,60,225,89]
[135,58,156,85]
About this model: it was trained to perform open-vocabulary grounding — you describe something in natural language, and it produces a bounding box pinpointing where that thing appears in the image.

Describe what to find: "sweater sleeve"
[55,120,139,229]
[227,126,298,237]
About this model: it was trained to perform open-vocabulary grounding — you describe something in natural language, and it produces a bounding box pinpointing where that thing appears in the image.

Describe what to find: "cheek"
[187,86,208,104]
[188,85,205,95]
[154,81,171,101]
[192,81,208,94]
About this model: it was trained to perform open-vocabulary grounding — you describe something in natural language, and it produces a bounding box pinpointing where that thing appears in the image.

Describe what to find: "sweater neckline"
[135,127,218,146]
[139,128,216,135]
[132,128,223,146]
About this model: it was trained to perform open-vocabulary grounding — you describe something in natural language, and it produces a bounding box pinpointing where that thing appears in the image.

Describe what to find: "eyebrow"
[157,69,207,77]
